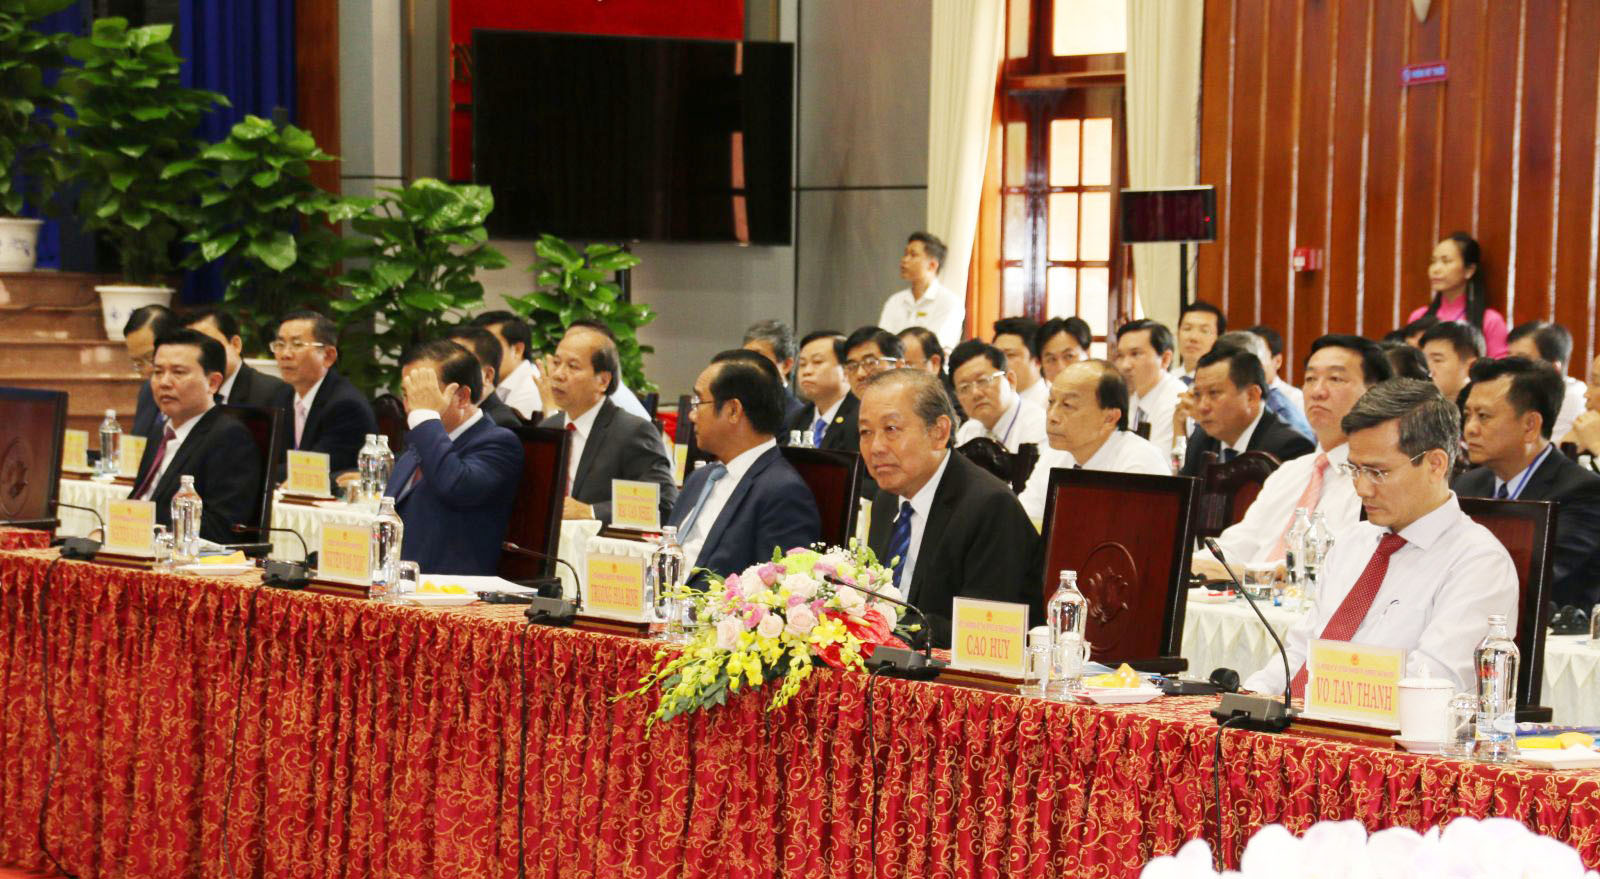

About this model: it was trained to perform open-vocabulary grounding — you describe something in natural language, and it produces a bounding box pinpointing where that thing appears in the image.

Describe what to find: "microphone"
[53,502,104,560]
[232,524,312,589]
[502,541,581,626]
[1202,538,1294,732]
[823,574,947,680]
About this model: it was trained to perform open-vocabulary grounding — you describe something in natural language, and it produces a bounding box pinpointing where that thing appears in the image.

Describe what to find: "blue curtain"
[25,3,89,270]
[179,0,297,302]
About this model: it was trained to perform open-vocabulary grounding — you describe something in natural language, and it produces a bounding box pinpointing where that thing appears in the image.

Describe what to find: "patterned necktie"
[677,464,728,539]
[1269,452,1330,560]
[1290,532,1408,698]
[1132,406,1146,430]
[887,501,914,589]
[812,416,827,447]
[294,398,309,447]
[564,422,578,495]
[133,424,178,500]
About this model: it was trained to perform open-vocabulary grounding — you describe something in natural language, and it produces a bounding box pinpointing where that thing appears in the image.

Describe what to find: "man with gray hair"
[860,368,1036,647]
[742,319,804,422]
[1243,379,1517,697]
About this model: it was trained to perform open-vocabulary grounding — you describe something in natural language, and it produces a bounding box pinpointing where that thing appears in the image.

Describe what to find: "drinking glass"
[393,561,420,600]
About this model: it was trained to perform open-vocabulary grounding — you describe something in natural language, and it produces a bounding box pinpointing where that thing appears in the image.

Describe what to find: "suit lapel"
[1245,410,1279,453]
[301,370,342,445]
[825,394,859,448]
[151,408,218,501]
[573,400,614,493]
[389,448,421,501]
[1520,446,1565,499]
[698,449,775,562]
[908,453,962,606]
[229,364,253,404]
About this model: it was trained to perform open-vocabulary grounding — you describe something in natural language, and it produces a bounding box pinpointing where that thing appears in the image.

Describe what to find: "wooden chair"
[372,393,408,455]
[955,437,1039,495]
[1037,467,1200,674]
[640,392,660,420]
[215,403,286,536]
[498,425,570,581]
[1457,496,1556,723]
[0,386,67,530]
[1192,449,1280,539]
[780,446,863,547]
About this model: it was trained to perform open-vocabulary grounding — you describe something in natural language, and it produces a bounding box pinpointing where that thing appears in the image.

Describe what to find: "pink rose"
[743,605,767,629]
[784,604,818,636]
[716,616,743,650]
[756,613,785,640]
[757,563,780,586]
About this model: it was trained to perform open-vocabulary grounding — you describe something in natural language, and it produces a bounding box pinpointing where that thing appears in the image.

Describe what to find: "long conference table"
[3,541,1600,878]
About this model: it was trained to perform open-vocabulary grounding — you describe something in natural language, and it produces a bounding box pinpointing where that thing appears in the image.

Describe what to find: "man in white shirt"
[1507,320,1585,439]
[1194,335,1394,576]
[1420,320,1484,402]
[1176,301,1225,383]
[949,339,1047,453]
[877,232,965,351]
[992,316,1048,411]
[474,310,544,419]
[1018,360,1169,522]
[1114,319,1186,457]
[1248,324,1306,414]
[1243,379,1518,696]
[1036,317,1091,384]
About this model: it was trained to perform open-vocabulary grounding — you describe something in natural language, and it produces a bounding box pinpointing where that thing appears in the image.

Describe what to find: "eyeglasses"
[687,396,716,408]
[1334,451,1430,485]
[269,339,328,355]
[129,354,154,372]
[955,371,1006,397]
[843,355,900,375]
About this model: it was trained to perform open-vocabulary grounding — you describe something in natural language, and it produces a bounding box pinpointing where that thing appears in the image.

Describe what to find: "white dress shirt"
[1017,430,1170,522]
[563,400,605,491]
[954,393,1047,453]
[138,403,213,499]
[495,360,543,420]
[1242,493,1518,695]
[1204,443,1359,567]
[1270,377,1305,417]
[1018,378,1048,412]
[406,406,484,441]
[610,381,651,420]
[895,449,953,598]
[1555,376,1586,440]
[1128,372,1186,455]
[681,438,775,569]
[877,278,965,351]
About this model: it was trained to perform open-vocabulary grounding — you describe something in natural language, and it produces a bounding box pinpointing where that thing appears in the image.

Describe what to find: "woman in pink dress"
[1407,232,1508,357]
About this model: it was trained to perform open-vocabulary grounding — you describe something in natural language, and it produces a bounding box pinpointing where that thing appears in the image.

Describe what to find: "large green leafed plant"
[0,0,75,217]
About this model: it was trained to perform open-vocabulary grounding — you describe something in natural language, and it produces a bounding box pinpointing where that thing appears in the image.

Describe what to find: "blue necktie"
[1223,448,1238,463]
[1181,374,1194,388]
[1495,482,1509,500]
[887,501,914,589]
[678,464,728,538]
[812,416,827,446]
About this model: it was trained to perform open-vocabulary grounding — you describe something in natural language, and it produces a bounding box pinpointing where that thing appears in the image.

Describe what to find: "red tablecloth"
[2,548,1599,878]
[0,528,48,551]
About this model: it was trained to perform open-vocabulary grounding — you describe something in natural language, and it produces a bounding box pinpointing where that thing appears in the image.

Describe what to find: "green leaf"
[159,159,201,180]
[129,104,170,122]
[589,250,640,272]
[199,230,241,263]
[201,140,256,161]
[231,114,276,140]
[534,234,582,270]
[249,169,280,188]
[246,230,296,272]
[108,169,136,191]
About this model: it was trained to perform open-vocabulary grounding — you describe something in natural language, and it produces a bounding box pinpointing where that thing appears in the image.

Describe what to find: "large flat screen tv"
[472,30,794,245]
[0,386,67,530]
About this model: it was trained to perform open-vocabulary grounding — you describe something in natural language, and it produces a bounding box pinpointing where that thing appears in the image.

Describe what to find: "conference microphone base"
[1210,692,1294,733]
[262,559,311,589]
[866,646,948,681]
[524,597,578,627]
[57,537,101,561]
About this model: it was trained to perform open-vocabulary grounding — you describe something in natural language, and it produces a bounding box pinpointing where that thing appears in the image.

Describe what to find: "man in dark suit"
[1455,357,1600,607]
[442,325,522,429]
[124,304,178,440]
[1180,343,1315,476]
[862,368,1037,647]
[669,350,821,579]
[384,340,524,575]
[181,307,290,409]
[268,310,377,489]
[130,329,263,544]
[784,330,858,451]
[539,322,677,525]
[741,319,806,427]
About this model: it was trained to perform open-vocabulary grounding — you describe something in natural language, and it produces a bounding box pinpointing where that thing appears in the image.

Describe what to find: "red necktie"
[564,422,577,496]
[133,424,178,500]
[1269,452,1330,560]
[1290,532,1407,699]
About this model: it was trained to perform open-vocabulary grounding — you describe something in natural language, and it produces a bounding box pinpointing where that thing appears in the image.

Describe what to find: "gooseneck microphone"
[823,574,947,680]
[1203,537,1294,732]
[232,524,312,588]
[52,502,105,560]
[502,541,581,626]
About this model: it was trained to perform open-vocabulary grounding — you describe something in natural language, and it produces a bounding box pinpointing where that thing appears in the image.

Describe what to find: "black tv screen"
[472,30,794,245]
[1119,186,1217,243]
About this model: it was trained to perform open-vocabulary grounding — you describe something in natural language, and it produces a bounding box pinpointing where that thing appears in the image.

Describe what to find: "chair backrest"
[1192,449,1280,538]
[955,438,1039,494]
[499,425,570,580]
[215,403,285,534]
[780,446,863,546]
[1457,496,1556,716]
[1037,467,1199,671]
[640,391,660,420]
[674,394,718,476]
[372,393,408,455]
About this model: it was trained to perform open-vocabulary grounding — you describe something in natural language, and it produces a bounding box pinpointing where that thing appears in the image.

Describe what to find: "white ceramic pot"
[96,284,175,341]
[0,217,45,272]
[245,356,282,380]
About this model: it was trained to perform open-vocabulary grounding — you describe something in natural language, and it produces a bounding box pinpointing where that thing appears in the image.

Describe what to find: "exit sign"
[1402,61,1449,86]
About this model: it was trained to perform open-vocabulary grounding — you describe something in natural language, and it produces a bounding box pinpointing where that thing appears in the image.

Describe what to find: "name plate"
[118,434,148,478]
[672,444,689,487]
[104,499,156,555]
[1303,639,1406,730]
[610,479,661,531]
[317,522,372,584]
[284,450,332,497]
[950,597,1029,677]
[61,429,89,473]
[584,551,649,621]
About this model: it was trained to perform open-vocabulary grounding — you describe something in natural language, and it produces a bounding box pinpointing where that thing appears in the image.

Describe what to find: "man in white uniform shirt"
[474,311,543,419]
[949,339,1047,453]
[1018,360,1168,522]
[877,232,965,351]
[992,317,1048,411]
[1507,321,1586,439]
[1194,335,1394,576]
[1114,319,1186,457]
[1243,379,1518,696]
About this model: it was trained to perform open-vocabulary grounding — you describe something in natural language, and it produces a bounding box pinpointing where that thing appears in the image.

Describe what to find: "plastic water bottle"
[369,495,404,601]
[1168,433,1185,475]
[373,435,395,499]
[1046,570,1088,699]
[1301,511,1334,593]
[97,409,121,480]
[356,434,379,501]
[170,475,202,564]
[1283,507,1310,590]
[1474,614,1520,763]
[648,526,686,639]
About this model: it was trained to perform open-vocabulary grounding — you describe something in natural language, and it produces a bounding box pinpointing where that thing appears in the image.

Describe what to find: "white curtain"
[927,0,1005,315]
[1125,0,1204,328]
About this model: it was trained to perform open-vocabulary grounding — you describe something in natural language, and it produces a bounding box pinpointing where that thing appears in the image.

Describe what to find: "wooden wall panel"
[1197,0,1600,380]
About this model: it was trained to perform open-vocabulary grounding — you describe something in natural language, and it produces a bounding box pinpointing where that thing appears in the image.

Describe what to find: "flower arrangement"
[617,543,911,729]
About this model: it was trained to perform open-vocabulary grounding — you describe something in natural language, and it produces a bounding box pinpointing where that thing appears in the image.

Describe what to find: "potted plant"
[330,177,508,392]
[163,113,371,355]
[0,0,74,272]
[54,17,224,337]
[507,232,657,392]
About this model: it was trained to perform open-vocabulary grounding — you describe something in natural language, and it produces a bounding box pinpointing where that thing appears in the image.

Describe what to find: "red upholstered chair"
[1037,467,1200,674]
[498,426,570,581]
[1192,449,1279,539]
[1457,496,1556,723]
[215,402,286,535]
[779,446,863,547]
